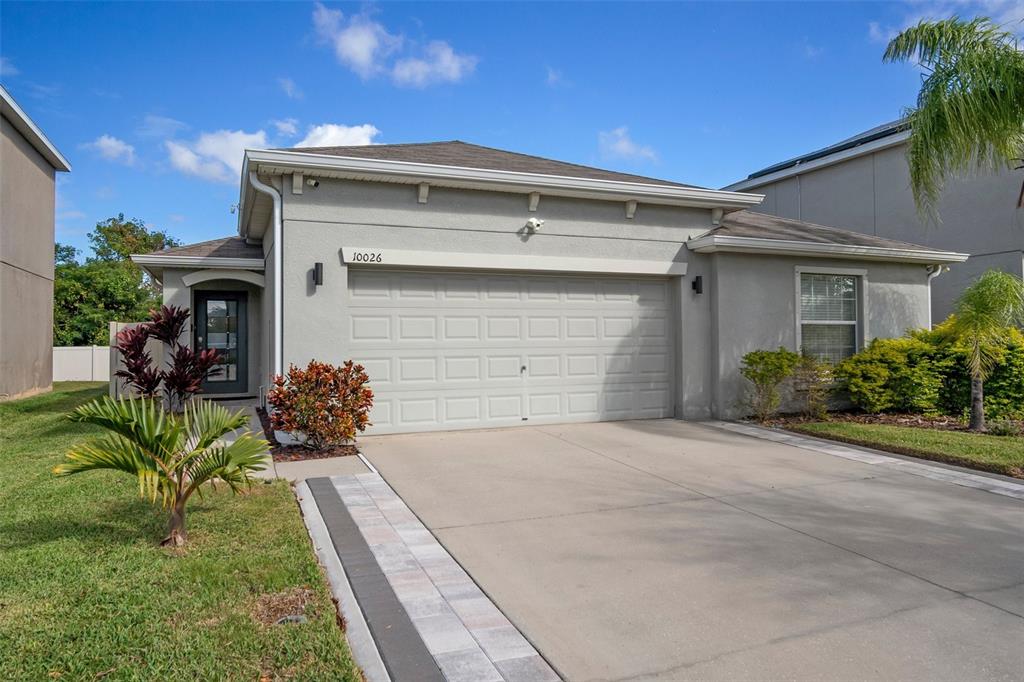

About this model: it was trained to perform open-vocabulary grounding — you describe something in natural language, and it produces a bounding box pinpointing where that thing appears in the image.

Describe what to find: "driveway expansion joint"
[541,422,1024,621]
[708,420,1024,501]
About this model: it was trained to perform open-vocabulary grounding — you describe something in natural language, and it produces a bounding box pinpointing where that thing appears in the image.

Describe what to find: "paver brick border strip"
[707,420,1024,501]
[306,477,445,682]
[295,481,389,682]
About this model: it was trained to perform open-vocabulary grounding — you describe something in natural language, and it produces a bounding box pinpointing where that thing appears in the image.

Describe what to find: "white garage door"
[345,269,675,434]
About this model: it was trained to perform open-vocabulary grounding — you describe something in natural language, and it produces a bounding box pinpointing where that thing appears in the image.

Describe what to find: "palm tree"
[950,270,1024,431]
[884,17,1024,219]
[55,397,269,546]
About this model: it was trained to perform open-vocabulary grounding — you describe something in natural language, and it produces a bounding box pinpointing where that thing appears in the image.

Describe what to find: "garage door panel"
[346,269,674,433]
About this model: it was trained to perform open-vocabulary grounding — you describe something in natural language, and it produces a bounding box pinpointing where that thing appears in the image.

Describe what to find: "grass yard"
[0,383,361,681]
[789,421,1024,478]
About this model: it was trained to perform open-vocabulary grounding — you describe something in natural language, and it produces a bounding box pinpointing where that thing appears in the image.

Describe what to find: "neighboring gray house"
[133,141,965,432]
[0,85,71,401]
[725,121,1024,322]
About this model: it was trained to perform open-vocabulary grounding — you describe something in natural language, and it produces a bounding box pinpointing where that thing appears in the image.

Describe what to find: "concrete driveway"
[359,420,1024,681]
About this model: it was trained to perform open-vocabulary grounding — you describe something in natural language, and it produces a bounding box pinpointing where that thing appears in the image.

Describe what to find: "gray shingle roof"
[147,237,263,259]
[710,210,938,251]
[282,140,699,189]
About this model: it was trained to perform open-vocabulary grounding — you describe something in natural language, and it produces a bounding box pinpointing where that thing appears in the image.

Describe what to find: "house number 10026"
[351,252,383,263]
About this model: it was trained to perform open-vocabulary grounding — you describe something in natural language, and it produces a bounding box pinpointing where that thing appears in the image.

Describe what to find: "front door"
[195,291,248,394]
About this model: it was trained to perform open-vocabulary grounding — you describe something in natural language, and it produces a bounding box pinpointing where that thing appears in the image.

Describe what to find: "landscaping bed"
[777,418,1024,479]
[256,407,359,461]
[769,411,1020,433]
[0,383,361,680]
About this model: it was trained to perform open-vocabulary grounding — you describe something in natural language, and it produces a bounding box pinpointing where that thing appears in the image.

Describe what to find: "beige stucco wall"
[0,113,56,400]
[745,143,1024,320]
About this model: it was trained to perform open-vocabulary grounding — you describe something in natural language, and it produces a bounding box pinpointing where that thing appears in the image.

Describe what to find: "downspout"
[926,264,947,328]
[248,172,283,378]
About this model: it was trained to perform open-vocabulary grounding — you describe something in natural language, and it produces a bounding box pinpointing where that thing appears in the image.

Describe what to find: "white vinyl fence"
[52,346,111,381]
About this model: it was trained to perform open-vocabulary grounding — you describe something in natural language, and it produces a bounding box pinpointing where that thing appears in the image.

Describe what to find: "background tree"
[89,214,179,263]
[53,216,180,346]
[950,270,1024,431]
[884,17,1024,218]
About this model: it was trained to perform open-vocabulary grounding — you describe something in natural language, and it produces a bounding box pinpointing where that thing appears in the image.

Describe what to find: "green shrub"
[987,419,1023,437]
[833,338,941,414]
[792,354,832,420]
[914,321,1024,420]
[740,347,801,422]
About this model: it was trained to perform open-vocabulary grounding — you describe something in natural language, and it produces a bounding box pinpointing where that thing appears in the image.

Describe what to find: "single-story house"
[133,141,967,433]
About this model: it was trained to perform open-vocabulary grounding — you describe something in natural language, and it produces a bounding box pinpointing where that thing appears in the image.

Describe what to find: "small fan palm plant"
[950,270,1024,431]
[54,397,269,546]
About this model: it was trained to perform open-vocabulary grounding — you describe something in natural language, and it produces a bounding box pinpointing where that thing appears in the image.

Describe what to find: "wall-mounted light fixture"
[313,262,324,287]
[691,275,703,294]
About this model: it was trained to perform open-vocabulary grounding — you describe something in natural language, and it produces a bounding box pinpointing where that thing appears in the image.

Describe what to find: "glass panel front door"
[195,291,247,394]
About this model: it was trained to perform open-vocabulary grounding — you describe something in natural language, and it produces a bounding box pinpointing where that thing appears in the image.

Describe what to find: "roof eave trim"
[0,85,71,171]
[685,235,970,264]
[130,255,265,270]
[724,129,910,191]
[242,148,765,210]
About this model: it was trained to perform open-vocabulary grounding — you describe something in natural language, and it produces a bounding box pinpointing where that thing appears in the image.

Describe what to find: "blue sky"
[2,1,1020,255]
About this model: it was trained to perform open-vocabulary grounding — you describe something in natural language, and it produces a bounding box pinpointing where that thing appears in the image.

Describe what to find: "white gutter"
[248,172,283,378]
[0,85,71,172]
[130,255,264,270]
[242,148,765,211]
[685,234,970,265]
[926,264,948,327]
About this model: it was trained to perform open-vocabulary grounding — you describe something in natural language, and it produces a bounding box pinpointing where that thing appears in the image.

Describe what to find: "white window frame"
[794,266,868,359]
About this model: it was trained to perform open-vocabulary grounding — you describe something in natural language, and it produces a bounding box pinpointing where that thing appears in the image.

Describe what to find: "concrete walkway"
[360,419,1024,681]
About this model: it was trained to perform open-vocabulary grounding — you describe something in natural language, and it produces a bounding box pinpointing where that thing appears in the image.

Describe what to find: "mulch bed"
[766,412,977,432]
[256,407,359,462]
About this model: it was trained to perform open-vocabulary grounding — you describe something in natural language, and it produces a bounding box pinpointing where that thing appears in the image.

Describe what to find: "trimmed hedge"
[833,321,1024,418]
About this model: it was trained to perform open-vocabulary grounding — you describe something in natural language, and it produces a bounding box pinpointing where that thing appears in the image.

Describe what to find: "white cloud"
[296,123,381,148]
[392,41,478,88]
[0,57,18,76]
[82,134,135,165]
[27,83,59,100]
[278,77,303,99]
[311,3,475,87]
[313,3,401,79]
[168,214,186,223]
[166,129,268,183]
[598,127,658,162]
[137,114,188,138]
[802,39,824,59]
[273,117,300,136]
[545,66,564,87]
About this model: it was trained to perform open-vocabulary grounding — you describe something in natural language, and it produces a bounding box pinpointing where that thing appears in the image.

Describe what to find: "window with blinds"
[799,273,859,363]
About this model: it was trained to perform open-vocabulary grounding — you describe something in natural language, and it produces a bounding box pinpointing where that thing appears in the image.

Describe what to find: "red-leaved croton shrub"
[267,360,374,450]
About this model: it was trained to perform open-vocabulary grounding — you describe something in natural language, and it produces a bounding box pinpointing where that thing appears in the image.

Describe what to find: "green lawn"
[0,382,360,681]
[788,421,1024,478]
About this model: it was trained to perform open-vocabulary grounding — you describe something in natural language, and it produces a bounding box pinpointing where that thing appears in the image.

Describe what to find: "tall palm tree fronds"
[55,397,269,546]
[884,17,1024,219]
[950,270,1024,431]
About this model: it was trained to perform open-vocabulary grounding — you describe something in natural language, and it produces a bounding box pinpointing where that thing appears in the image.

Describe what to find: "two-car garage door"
[345,269,675,434]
